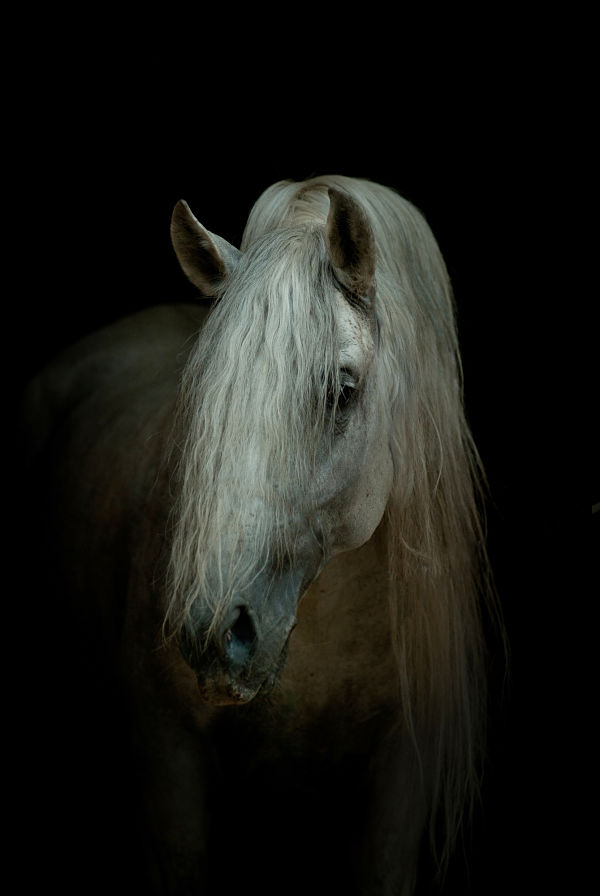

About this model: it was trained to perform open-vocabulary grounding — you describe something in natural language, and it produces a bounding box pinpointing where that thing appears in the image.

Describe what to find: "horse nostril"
[223,606,257,669]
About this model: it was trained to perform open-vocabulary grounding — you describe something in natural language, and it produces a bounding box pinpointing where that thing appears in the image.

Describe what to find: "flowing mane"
[167,175,493,869]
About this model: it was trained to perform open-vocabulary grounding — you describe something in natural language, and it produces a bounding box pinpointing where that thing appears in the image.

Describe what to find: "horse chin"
[197,674,262,706]
[196,638,290,707]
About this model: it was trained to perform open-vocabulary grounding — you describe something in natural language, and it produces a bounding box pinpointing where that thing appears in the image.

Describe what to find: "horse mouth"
[197,675,261,706]
[195,636,291,706]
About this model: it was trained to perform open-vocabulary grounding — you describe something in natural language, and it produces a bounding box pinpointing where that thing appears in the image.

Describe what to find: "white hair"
[167,222,343,635]
[166,175,497,871]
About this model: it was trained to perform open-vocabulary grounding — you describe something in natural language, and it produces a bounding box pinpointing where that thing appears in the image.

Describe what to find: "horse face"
[171,188,393,705]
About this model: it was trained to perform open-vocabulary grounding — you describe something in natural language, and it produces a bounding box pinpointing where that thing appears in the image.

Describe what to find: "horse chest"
[232,543,397,763]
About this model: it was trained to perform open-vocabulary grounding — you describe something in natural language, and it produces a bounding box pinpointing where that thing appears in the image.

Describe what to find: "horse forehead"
[334,292,374,365]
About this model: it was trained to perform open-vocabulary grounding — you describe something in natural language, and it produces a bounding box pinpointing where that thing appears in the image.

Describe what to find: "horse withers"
[23,176,493,894]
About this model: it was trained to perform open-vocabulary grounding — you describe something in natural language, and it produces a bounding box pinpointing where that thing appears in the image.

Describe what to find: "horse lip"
[197,671,262,706]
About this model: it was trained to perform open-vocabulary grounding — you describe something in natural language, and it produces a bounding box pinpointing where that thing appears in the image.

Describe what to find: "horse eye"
[327,368,358,413]
[337,381,356,410]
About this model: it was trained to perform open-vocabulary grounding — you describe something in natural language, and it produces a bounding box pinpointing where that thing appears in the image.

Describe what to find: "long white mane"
[167,175,494,867]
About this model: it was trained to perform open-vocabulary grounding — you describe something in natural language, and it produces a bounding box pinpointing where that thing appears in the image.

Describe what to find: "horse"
[22,175,494,894]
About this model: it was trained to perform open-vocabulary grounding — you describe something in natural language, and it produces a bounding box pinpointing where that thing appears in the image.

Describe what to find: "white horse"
[24,175,494,894]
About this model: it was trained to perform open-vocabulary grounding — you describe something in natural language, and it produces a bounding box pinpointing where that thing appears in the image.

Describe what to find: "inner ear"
[325,188,376,304]
[171,199,241,297]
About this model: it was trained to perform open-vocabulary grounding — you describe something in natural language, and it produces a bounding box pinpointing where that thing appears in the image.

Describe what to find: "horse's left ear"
[171,199,241,297]
[325,187,376,306]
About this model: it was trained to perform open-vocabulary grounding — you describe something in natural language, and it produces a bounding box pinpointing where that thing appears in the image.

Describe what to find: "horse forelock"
[166,224,348,638]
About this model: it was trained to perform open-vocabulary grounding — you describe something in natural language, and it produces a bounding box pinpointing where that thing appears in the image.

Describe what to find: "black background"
[9,29,573,895]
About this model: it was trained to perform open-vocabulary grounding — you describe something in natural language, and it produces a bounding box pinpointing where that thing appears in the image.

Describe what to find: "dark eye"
[327,367,358,414]
[337,379,356,410]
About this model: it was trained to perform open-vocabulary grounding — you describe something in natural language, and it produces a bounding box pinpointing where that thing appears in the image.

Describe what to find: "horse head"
[167,188,394,705]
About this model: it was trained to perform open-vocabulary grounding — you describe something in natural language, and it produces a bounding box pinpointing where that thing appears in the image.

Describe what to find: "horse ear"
[171,199,241,296]
[325,188,376,305]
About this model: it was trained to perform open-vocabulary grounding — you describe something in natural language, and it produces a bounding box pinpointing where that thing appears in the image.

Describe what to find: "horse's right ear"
[325,188,376,306]
[171,200,241,297]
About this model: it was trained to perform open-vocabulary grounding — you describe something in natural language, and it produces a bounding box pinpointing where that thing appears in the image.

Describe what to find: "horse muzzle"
[202,605,296,705]
[178,566,311,706]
